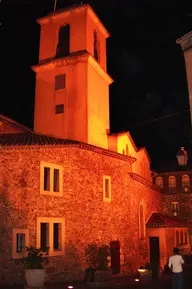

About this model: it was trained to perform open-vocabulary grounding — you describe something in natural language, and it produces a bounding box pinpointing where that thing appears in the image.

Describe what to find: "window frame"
[40,161,63,197]
[156,177,163,188]
[37,217,65,256]
[12,228,29,259]
[103,175,111,202]
[55,74,66,90]
[169,176,176,188]
[181,174,190,187]
[138,203,145,239]
[171,202,179,217]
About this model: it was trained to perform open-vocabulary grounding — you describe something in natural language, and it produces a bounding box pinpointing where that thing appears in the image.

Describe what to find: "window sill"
[49,250,65,257]
[40,190,63,197]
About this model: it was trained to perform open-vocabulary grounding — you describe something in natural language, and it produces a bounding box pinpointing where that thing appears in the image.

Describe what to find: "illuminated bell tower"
[177,32,192,126]
[32,4,113,149]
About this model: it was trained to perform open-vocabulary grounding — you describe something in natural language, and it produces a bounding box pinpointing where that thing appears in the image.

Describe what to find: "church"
[0,4,191,285]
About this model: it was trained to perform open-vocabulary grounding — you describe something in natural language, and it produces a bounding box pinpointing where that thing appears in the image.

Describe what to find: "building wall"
[0,146,162,284]
[154,173,192,221]
[163,194,192,221]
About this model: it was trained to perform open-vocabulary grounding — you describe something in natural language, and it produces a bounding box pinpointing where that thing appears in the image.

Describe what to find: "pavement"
[1,265,192,289]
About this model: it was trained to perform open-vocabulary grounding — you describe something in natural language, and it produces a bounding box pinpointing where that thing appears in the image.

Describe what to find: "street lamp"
[176,147,188,166]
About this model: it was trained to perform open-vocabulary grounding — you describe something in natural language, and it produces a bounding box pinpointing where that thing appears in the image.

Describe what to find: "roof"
[108,131,151,163]
[0,114,136,164]
[176,31,192,44]
[0,114,32,133]
[146,213,192,228]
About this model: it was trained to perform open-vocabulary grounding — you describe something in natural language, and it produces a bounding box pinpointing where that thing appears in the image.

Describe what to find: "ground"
[1,266,192,289]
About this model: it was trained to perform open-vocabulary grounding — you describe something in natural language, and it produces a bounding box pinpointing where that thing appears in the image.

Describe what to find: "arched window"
[126,144,129,156]
[169,176,176,188]
[122,149,125,155]
[182,174,190,187]
[172,202,179,217]
[139,204,145,239]
[156,177,163,188]
[176,230,179,245]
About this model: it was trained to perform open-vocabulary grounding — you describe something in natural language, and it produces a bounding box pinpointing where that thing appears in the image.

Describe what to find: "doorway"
[149,237,160,264]
[110,240,120,274]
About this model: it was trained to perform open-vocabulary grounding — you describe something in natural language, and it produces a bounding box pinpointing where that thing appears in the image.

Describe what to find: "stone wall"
[0,146,163,284]
[163,194,192,221]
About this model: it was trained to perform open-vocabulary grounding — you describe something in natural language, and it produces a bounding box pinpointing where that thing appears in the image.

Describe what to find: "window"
[126,144,129,156]
[156,177,163,188]
[169,176,176,188]
[56,24,70,58]
[55,74,66,90]
[103,176,111,202]
[172,202,179,217]
[40,162,63,197]
[182,174,190,187]
[180,231,184,244]
[176,230,179,245]
[55,104,64,114]
[94,30,99,62]
[37,217,65,256]
[122,149,125,155]
[184,232,188,244]
[139,204,145,239]
[12,228,29,259]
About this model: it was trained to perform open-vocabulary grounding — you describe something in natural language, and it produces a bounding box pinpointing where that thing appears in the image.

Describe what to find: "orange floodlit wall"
[33,5,112,149]
[108,132,152,182]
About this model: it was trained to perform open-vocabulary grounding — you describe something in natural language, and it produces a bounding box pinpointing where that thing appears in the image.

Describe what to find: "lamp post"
[176,147,188,166]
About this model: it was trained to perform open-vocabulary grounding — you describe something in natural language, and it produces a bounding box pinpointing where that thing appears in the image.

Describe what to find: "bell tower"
[32,4,113,149]
[177,32,192,126]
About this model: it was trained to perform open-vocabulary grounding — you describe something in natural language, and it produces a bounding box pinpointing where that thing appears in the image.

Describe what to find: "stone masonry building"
[0,4,191,285]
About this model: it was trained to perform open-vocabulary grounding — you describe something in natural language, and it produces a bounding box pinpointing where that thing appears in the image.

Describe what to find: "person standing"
[168,247,184,289]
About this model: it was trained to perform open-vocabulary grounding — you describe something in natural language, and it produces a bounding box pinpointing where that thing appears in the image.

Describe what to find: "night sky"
[2,0,192,171]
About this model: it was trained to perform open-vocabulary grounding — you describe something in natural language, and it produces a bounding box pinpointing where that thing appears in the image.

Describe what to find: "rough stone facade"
[154,172,192,221]
[163,193,192,221]
[0,146,163,284]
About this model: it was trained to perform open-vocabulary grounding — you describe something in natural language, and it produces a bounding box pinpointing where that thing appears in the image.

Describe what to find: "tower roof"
[37,4,110,38]
[176,31,192,45]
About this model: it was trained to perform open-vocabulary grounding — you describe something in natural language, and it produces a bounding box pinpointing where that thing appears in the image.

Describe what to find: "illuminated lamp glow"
[68,286,73,289]
[135,278,140,282]
[138,268,146,272]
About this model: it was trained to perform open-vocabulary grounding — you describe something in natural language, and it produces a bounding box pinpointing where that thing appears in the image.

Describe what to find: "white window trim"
[37,217,65,256]
[40,161,63,197]
[12,228,29,259]
[103,175,111,202]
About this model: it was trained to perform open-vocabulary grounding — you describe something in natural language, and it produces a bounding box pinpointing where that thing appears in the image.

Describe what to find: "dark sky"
[1,0,192,171]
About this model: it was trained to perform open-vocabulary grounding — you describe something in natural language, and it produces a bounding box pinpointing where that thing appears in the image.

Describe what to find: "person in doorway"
[168,247,184,289]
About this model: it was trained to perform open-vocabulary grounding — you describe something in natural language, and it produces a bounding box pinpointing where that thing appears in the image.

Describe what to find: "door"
[110,241,120,274]
[149,237,160,264]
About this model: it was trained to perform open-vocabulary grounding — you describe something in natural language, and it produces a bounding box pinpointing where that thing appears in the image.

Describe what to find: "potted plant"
[22,246,49,288]
[84,243,112,287]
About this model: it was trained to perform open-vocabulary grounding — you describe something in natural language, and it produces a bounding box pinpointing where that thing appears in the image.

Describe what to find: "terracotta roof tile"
[146,213,192,228]
[0,133,79,146]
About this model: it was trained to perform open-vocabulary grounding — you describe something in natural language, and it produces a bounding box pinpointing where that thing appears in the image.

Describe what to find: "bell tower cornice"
[37,4,110,39]
[32,51,113,85]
